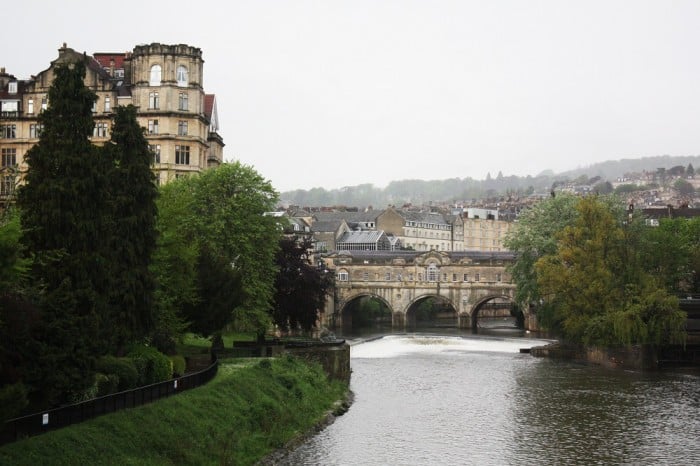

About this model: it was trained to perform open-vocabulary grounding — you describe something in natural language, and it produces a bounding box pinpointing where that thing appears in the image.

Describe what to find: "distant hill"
[280,155,700,208]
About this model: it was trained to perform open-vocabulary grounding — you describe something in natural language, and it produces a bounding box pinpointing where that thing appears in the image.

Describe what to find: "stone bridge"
[320,250,538,330]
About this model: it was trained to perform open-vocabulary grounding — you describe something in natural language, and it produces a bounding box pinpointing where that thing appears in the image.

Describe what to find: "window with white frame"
[427,264,439,282]
[8,82,17,94]
[41,97,47,111]
[1,125,16,139]
[176,65,188,87]
[27,99,34,114]
[175,145,190,165]
[148,91,159,109]
[178,92,188,111]
[93,122,108,138]
[337,270,349,281]
[149,144,161,163]
[178,120,188,136]
[1,148,16,167]
[29,124,43,138]
[148,119,159,134]
[104,97,111,112]
[149,65,161,86]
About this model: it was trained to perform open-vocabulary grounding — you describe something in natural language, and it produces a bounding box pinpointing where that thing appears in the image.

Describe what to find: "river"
[281,331,700,465]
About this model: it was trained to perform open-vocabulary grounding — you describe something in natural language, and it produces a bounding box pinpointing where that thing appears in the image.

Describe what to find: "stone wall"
[530,342,659,370]
[285,342,351,383]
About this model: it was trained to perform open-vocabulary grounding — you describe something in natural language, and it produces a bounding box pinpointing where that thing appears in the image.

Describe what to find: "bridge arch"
[404,294,459,329]
[469,294,520,329]
[337,292,393,331]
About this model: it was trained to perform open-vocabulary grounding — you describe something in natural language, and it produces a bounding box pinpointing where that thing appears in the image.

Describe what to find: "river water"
[281,332,700,466]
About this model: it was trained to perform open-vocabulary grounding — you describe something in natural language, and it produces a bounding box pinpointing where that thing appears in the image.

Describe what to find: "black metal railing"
[0,357,218,446]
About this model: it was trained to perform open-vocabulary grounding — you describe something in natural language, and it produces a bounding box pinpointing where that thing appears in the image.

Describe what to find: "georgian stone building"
[0,42,224,199]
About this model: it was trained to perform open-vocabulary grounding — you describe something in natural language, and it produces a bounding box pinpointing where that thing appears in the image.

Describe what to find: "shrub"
[95,373,120,397]
[0,383,28,422]
[169,355,186,377]
[127,345,173,385]
[95,356,139,390]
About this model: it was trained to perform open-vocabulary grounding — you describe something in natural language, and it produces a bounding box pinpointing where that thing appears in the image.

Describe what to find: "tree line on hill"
[281,157,699,208]
[0,60,332,421]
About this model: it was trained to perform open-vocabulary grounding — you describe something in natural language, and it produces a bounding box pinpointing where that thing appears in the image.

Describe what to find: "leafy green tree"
[271,236,335,333]
[503,194,580,309]
[16,60,110,407]
[535,196,685,346]
[103,105,159,353]
[673,178,695,196]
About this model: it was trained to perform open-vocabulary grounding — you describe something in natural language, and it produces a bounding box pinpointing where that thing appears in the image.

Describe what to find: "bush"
[95,356,139,391]
[0,382,28,422]
[169,355,186,377]
[127,345,173,385]
[95,373,120,397]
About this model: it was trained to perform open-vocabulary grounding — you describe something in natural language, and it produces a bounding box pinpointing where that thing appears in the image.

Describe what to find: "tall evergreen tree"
[104,105,158,352]
[16,60,110,407]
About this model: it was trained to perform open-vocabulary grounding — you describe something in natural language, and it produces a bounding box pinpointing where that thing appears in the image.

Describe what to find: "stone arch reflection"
[470,295,522,332]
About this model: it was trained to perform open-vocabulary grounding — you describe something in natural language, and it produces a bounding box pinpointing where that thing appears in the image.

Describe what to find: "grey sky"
[4,1,700,192]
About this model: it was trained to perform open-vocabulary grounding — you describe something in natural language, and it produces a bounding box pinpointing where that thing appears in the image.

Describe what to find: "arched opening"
[149,64,162,86]
[471,296,523,333]
[406,296,457,330]
[341,295,392,335]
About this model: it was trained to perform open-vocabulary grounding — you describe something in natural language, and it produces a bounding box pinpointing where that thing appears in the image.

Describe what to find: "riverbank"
[0,356,348,465]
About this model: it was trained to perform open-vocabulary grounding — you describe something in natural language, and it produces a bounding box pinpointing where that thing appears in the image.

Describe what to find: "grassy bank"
[0,356,348,465]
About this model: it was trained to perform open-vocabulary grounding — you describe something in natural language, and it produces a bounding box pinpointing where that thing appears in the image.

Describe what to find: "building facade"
[0,42,224,200]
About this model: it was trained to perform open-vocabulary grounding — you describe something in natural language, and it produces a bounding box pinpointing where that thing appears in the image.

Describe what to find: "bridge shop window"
[362,272,369,281]
[463,273,469,282]
[452,273,458,282]
[385,272,391,281]
[337,270,349,281]
[496,273,501,282]
[475,273,480,282]
[427,264,439,282]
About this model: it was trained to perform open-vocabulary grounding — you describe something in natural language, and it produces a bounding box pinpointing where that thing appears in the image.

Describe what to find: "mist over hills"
[279,155,700,208]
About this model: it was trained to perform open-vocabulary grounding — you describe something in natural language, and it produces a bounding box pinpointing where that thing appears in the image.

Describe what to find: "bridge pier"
[392,312,406,329]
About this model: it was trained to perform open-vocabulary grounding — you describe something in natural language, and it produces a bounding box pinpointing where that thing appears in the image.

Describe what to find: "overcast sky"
[4,1,700,192]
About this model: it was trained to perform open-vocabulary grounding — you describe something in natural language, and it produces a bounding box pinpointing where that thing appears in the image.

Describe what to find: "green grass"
[0,356,348,466]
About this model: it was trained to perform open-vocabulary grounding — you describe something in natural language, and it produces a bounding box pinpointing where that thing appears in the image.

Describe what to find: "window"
[178,120,188,136]
[178,92,188,111]
[427,264,439,282]
[114,69,124,78]
[1,148,16,167]
[337,271,349,281]
[362,271,369,281]
[496,273,502,282]
[475,273,480,282]
[93,122,108,138]
[148,119,159,134]
[463,273,469,282]
[148,92,159,109]
[149,65,161,86]
[176,65,188,87]
[1,125,16,139]
[91,101,97,113]
[8,82,17,94]
[452,273,458,282]
[149,144,161,163]
[385,272,391,281]
[41,97,48,111]
[29,124,43,138]
[0,175,13,196]
[175,145,190,165]
[104,97,111,112]
[27,99,34,114]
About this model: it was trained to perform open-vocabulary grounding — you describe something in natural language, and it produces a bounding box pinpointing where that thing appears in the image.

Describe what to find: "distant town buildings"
[0,42,224,200]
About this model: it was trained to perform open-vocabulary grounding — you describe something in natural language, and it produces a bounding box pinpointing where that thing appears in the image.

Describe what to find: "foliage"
[16,60,109,408]
[271,236,335,332]
[0,382,28,423]
[0,357,347,466]
[95,356,139,391]
[169,355,186,377]
[103,104,159,352]
[503,194,580,308]
[0,209,29,294]
[534,196,686,346]
[126,345,172,385]
[673,178,695,196]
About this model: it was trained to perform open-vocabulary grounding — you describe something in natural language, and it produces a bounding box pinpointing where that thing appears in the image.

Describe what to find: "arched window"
[149,65,161,86]
[177,65,188,87]
[427,264,439,282]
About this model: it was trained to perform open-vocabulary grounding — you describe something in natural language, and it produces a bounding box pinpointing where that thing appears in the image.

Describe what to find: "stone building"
[0,42,224,200]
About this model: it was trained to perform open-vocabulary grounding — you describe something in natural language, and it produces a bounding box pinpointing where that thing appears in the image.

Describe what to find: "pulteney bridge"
[320,250,538,331]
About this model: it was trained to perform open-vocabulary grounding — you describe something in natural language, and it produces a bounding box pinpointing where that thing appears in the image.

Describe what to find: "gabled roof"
[337,230,387,244]
[93,53,128,71]
[204,94,215,119]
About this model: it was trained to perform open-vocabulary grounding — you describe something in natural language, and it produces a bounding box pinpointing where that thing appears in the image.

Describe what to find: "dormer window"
[176,65,188,87]
[149,65,161,86]
[8,82,17,94]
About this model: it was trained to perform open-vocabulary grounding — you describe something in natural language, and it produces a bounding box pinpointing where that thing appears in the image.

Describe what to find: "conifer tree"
[104,105,158,352]
[17,60,110,407]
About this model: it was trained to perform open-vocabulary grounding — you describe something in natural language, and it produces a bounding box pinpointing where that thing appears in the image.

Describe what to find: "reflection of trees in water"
[408,297,457,328]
